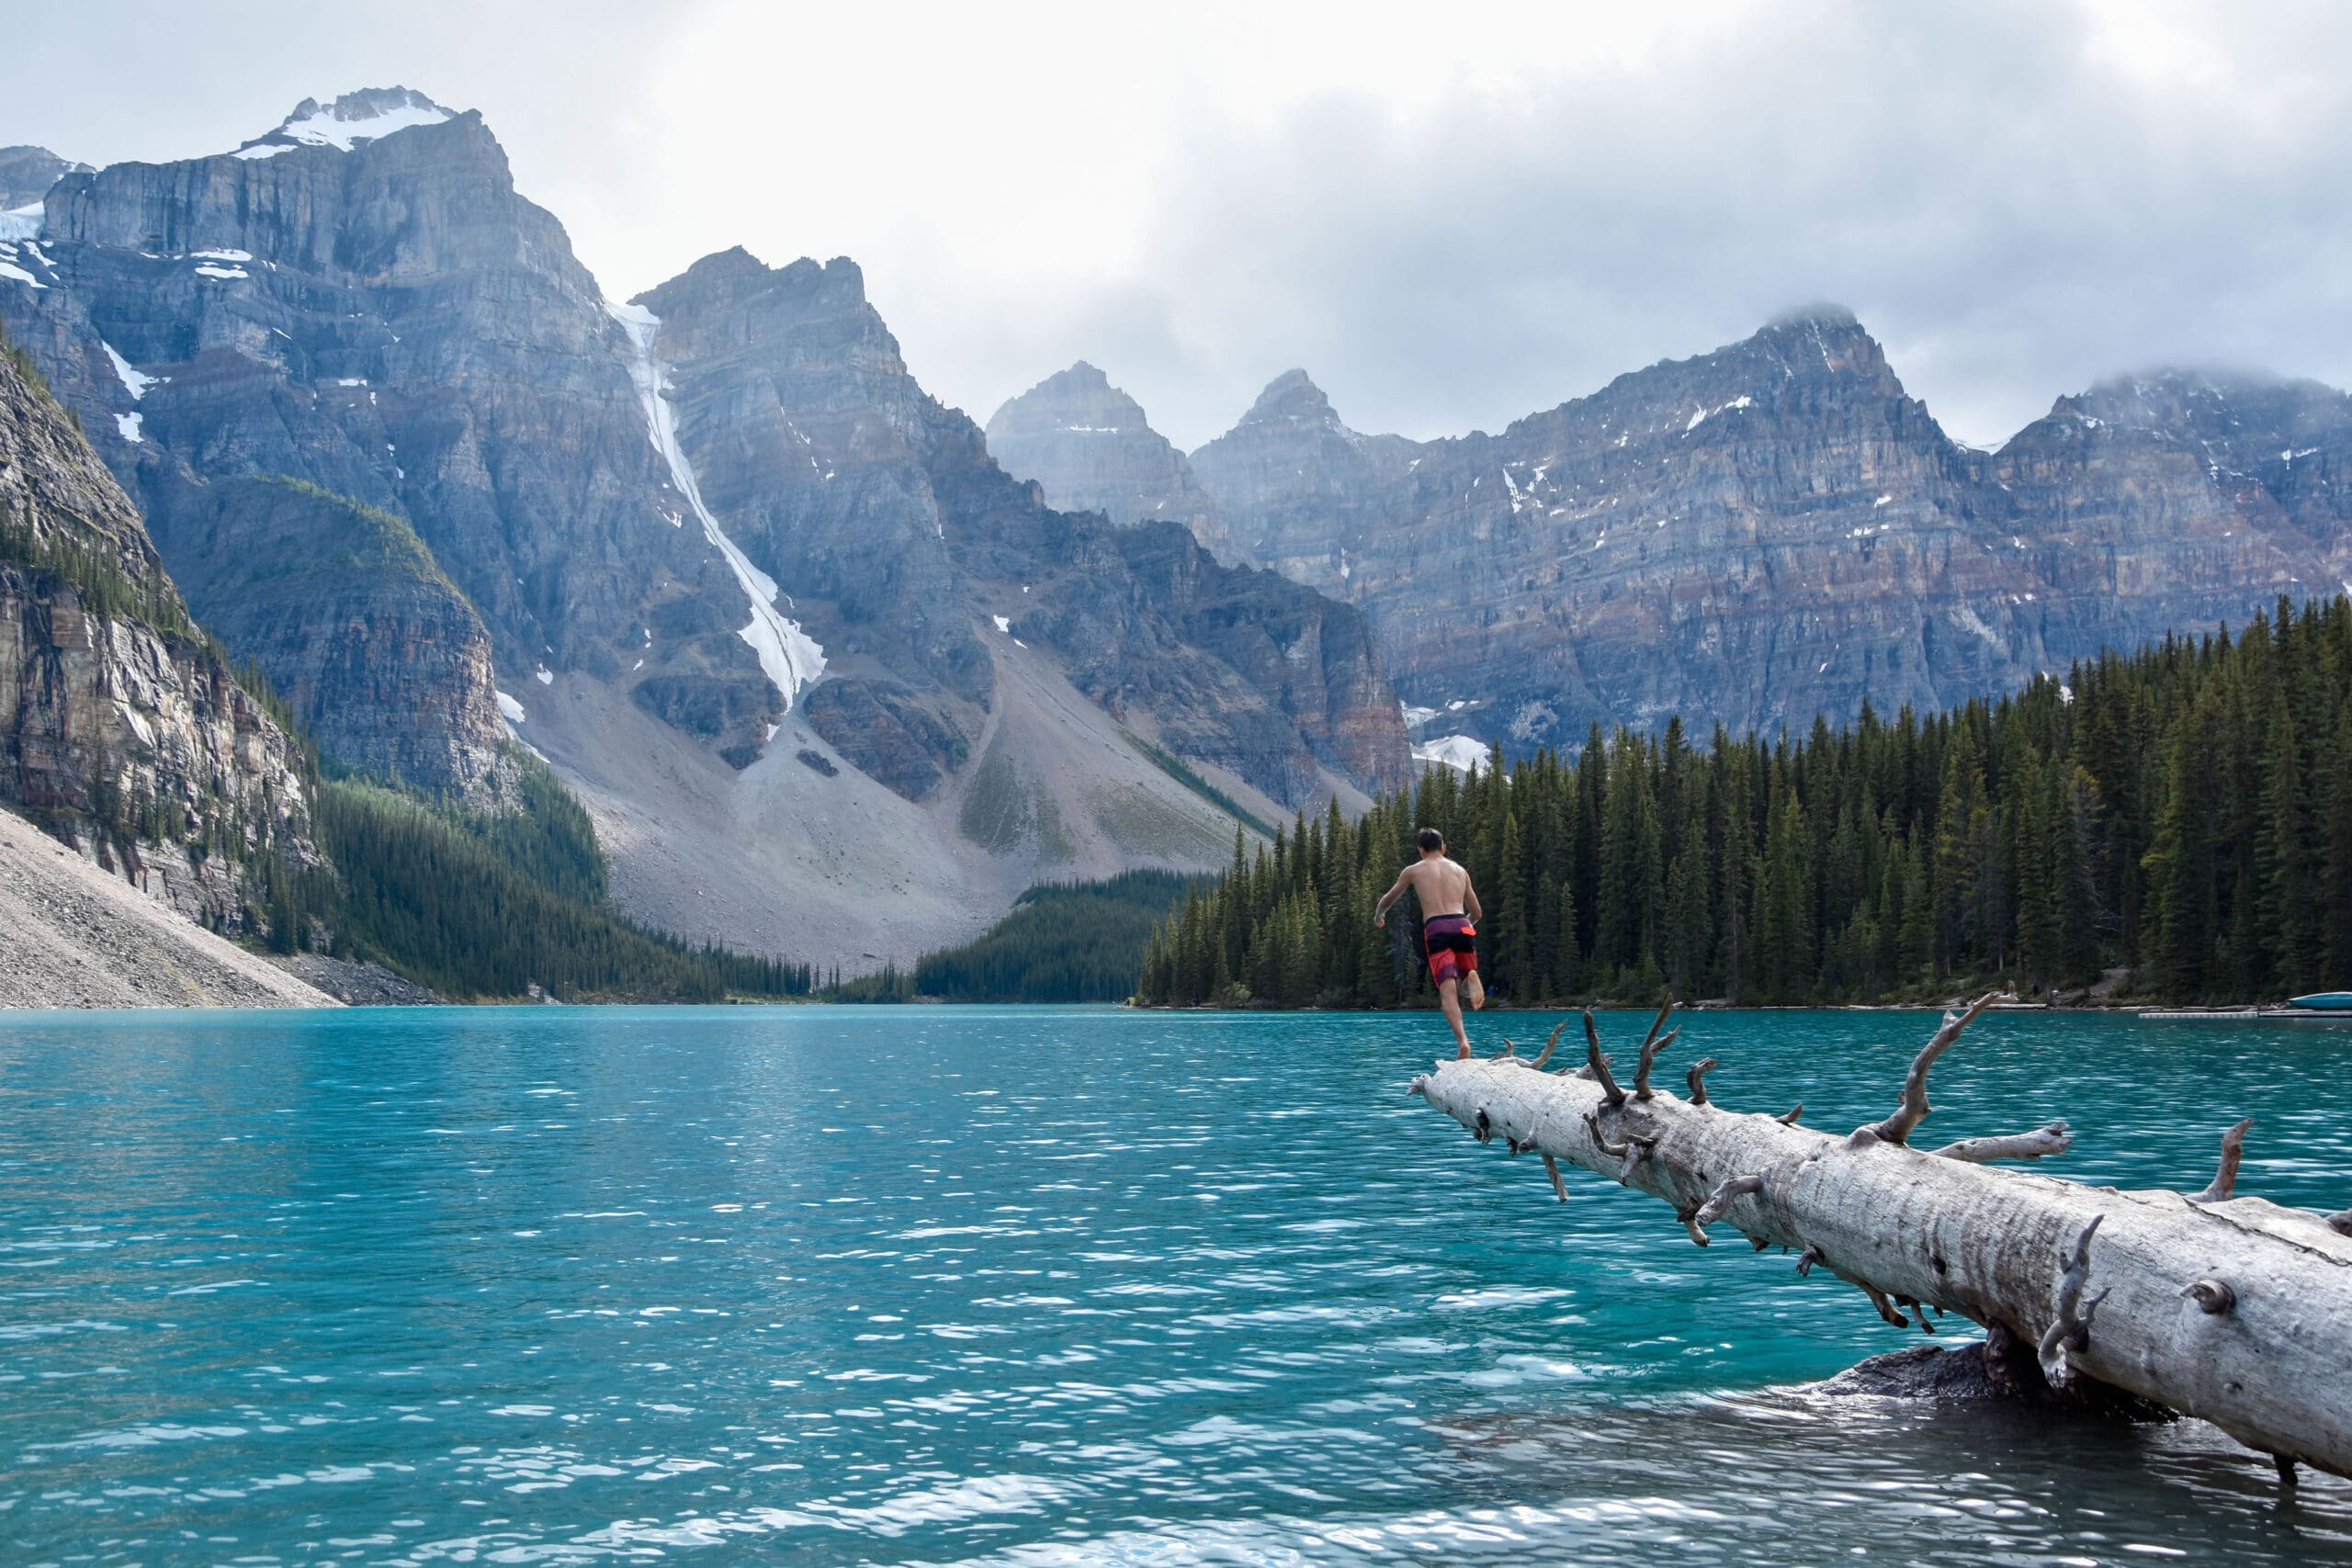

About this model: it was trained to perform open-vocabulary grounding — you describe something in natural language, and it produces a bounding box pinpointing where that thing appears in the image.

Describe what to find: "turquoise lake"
[4,1005,2349,1564]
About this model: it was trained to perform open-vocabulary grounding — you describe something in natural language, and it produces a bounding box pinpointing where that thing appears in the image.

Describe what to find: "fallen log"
[1410,1000,2352,1481]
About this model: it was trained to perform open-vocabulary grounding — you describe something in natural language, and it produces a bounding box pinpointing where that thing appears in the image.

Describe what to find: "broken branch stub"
[1694,1174,1765,1229]
[1582,1010,1627,1107]
[1687,1056,1718,1105]
[1861,1280,1911,1328]
[1632,1003,1676,1100]
[2185,1278,2237,1315]
[2037,1216,2108,1390]
[1854,992,1999,1146]
[2194,1118,2254,1203]
[1634,1026,1681,1101]
[1415,1004,2352,1480]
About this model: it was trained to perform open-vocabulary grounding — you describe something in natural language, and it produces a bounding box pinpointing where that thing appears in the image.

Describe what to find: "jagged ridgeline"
[1139,595,2352,1009]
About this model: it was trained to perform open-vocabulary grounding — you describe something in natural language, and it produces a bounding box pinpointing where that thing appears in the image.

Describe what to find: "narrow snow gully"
[606,300,825,714]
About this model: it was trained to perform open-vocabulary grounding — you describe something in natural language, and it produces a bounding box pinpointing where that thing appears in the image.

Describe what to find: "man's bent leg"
[1439,977,1470,1057]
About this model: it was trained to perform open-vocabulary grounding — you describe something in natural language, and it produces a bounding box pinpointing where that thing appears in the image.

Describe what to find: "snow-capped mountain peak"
[232,87,455,161]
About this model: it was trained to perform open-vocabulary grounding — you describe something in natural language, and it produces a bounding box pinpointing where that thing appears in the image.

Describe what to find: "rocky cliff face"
[1186,368,1425,581]
[1,91,1407,817]
[0,147,88,209]
[1985,372,2352,655]
[636,248,1411,807]
[1188,311,2352,755]
[984,361,1221,535]
[0,336,311,925]
[146,475,505,795]
[0,90,751,797]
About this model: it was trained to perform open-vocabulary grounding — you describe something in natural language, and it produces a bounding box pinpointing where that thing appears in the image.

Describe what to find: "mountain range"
[988,315,2352,763]
[0,90,1407,971]
[6,85,2348,984]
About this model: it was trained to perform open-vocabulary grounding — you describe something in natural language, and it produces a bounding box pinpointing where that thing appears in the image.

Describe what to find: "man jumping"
[1373,828,1486,1057]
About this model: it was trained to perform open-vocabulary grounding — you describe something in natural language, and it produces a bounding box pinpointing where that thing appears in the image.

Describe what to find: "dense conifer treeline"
[312,772,815,1001]
[1138,596,2352,1010]
[815,872,1193,1003]
[171,747,815,1002]
[914,871,1191,1001]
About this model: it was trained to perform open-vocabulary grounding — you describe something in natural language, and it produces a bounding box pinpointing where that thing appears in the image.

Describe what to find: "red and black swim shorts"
[1423,913,1478,986]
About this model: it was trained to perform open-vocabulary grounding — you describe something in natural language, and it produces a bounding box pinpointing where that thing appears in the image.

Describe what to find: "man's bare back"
[1392,856,1473,918]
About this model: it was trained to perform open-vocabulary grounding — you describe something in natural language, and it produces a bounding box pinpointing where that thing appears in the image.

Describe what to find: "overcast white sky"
[9,0,2349,448]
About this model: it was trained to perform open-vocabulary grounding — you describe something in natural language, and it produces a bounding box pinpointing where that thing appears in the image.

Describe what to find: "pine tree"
[2325,702,2352,988]
[1755,784,1814,1000]
[1494,811,1529,999]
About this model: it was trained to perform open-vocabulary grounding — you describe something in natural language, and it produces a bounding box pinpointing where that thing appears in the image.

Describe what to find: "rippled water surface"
[4,1005,2350,1564]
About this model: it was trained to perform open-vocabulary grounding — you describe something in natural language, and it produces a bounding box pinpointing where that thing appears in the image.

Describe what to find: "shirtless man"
[1373,828,1487,1057]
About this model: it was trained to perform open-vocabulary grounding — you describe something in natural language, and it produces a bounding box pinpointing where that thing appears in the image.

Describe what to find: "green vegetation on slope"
[1,324,806,1003]
[915,870,1193,1001]
[248,475,462,592]
[813,871,1193,1003]
[0,498,195,638]
[1141,595,2352,1010]
[1123,733,1277,839]
[311,769,811,1001]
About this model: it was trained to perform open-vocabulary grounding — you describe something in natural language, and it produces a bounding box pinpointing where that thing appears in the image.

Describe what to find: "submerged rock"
[1816,1337,2173,1423]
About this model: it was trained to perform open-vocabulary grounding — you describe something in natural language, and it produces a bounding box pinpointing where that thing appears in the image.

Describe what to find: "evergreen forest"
[306,764,817,1002]
[914,871,1192,1001]
[814,872,1193,1003]
[1137,596,2352,1010]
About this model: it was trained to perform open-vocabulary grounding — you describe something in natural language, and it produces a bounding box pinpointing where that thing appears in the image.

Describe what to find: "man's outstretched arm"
[1464,876,1483,922]
[1373,870,1410,927]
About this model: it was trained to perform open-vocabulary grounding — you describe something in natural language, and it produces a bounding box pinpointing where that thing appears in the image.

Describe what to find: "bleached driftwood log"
[1419,1000,2352,1481]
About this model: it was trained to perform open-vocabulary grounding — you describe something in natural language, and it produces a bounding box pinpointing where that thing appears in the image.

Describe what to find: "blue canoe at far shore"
[2288,992,2352,1011]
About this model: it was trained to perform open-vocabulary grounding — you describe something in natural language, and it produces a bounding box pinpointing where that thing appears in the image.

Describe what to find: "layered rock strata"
[0,332,312,927]
[1170,315,2352,752]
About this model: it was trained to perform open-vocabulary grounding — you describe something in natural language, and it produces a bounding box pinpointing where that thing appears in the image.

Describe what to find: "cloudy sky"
[10,1,2348,448]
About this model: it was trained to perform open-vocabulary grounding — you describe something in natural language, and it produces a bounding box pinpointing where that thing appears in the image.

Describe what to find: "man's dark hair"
[1417,828,1445,853]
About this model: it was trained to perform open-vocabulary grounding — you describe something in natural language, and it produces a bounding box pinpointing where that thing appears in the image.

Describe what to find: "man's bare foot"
[1456,1043,1472,1058]
[1466,973,1487,1010]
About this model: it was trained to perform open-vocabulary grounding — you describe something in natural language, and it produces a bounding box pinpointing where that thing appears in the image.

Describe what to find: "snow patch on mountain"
[103,343,160,400]
[1413,734,1492,773]
[233,88,455,160]
[0,204,42,243]
[607,299,826,711]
